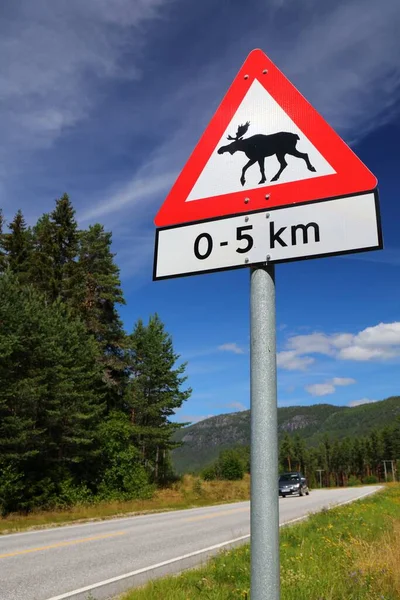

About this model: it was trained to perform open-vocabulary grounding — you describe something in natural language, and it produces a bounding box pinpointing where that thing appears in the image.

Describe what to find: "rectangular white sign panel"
[153,192,382,280]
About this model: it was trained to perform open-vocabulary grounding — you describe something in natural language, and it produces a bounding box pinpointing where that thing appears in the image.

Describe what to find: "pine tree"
[50,193,79,302]
[75,224,126,401]
[0,272,105,514]
[321,435,332,486]
[391,418,400,460]
[126,314,191,483]
[29,195,79,302]
[381,426,396,461]
[292,434,307,473]
[367,430,384,477]
[0,210,7,273]
[30,214,56,298]
[352,437,365,479]
[1,210,32,281]
[279,432,293,471]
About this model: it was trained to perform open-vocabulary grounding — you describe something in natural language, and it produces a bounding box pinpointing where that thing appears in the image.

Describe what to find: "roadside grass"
[0,475,250,534]
[121,484,400,600]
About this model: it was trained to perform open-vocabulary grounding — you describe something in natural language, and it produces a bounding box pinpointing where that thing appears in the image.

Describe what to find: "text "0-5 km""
[194,226,254,260]
[154,193,380,279]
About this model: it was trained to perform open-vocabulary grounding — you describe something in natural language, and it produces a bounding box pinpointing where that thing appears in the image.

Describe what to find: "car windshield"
[279,474,300,482]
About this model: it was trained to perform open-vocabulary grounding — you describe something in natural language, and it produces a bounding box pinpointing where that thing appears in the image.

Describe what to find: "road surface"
[0,486,381,600]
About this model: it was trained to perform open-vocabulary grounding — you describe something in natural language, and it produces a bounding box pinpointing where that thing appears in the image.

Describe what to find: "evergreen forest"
[201,424,400,487]
[0,195,191,515]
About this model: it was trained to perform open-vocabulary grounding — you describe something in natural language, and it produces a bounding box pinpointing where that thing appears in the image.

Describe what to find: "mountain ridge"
[171,396,400,474]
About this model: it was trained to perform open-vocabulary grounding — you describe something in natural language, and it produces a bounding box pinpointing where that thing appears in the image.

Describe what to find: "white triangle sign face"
[187,79,335,202]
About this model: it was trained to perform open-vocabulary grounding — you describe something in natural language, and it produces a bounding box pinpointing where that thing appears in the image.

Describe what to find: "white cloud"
[332,377,356,386]
[287,333,335,356]
[78,173,176,224]
[279,0,400,142]
[348,398,377,407]
[226,402,247,411]
[218,343,245,355]
[345,248,400,267]
[305,377,356,397]
[338,346,394,361]
[175,414,214,424]
[277,351,315,371]
[305,383,335,397]
[279,322,400,371]
[353,322,400,347]
[0,0,172,155]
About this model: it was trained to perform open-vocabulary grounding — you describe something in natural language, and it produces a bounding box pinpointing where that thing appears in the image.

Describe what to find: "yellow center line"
[184,507,249,522]
[0,531,126,559]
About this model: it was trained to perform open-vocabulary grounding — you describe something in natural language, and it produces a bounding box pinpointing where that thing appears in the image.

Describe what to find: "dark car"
[279,472,310,497]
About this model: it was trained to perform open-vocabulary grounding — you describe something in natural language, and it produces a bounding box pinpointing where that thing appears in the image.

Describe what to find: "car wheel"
[299,487,304,497]
[306,489,310,495]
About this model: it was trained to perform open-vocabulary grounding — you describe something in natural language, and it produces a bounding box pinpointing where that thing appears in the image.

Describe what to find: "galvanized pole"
[250,265,280,600]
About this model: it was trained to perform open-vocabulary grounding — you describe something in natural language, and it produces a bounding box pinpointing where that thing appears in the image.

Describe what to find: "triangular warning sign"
[155,49,377,228]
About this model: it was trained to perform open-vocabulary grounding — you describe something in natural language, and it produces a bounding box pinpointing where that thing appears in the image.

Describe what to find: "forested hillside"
[0,195,191,515]
[172,397,400,473]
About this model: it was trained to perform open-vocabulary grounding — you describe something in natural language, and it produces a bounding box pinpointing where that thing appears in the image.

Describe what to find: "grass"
[0,475,250,534]
[121,484,400,600]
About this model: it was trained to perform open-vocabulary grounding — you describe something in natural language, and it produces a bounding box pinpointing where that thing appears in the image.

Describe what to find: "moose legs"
[240,158,256,186]
[288,148,316,173]
[240,148,316,185]
[271,149,316,182]
[258,158,266,184]
[271,153,287,182]
[240,158,266,186]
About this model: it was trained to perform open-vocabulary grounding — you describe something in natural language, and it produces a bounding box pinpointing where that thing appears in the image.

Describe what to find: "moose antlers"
[227,121,250,141]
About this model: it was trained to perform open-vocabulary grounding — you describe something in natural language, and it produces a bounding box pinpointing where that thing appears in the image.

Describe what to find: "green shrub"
[363,475,379,484]
[201,465,217,481]
[0,465,25,516]
[192,479,203,496]
[97,412,154,501]
[347,475,362,487]
[218,450,245,481]
[56,479,94,506]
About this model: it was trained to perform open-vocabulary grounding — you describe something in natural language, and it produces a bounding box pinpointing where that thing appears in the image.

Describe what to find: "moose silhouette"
[217,121,316,186]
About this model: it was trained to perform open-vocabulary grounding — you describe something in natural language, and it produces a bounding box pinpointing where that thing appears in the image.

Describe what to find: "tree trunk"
[155,446,159,482]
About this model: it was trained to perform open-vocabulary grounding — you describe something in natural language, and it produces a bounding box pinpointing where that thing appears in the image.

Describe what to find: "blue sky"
[1,0,400,423]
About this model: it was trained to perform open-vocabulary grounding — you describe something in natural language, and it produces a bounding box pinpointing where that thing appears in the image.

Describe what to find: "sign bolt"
[265,213,270,218]
[244,74,249,80]
[244,197,250,204]
[266,254,271,261]
[245,258,249,264]
[245,216,249,222]
[265,194,270,200]
[262,69,268,74]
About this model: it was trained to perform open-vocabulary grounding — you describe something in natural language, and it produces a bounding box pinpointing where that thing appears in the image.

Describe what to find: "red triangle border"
[155,49,377,228]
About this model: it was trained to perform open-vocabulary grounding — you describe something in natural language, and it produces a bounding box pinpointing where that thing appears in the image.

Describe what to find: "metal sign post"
[250,265,279,600]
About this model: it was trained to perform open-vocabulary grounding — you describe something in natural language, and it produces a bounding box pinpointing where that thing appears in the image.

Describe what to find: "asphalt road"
[0,486,381,600]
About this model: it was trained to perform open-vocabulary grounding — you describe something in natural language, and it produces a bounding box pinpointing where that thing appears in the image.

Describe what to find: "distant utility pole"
[316,469,324,488]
